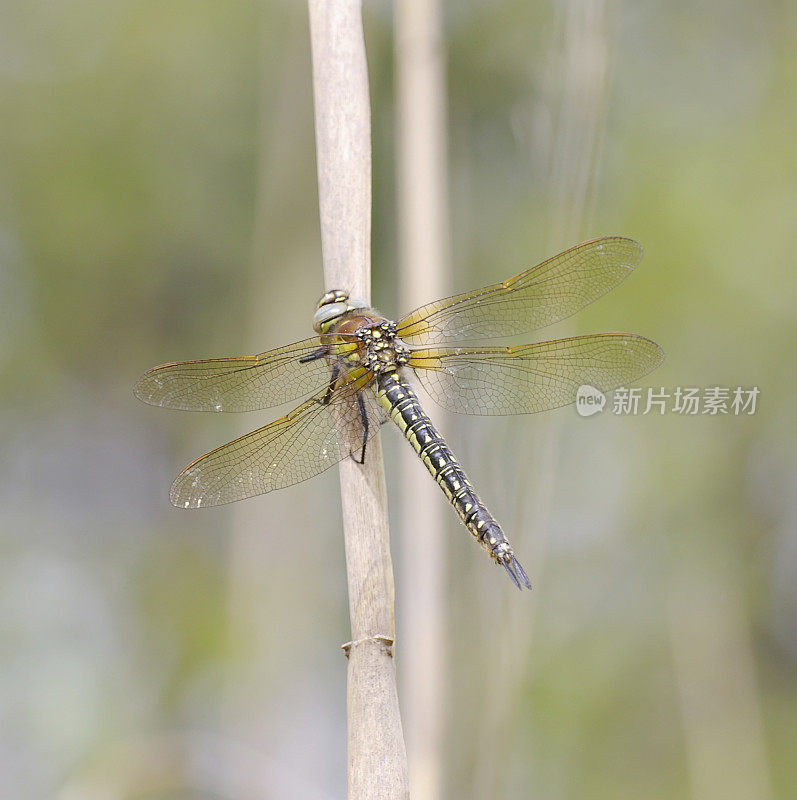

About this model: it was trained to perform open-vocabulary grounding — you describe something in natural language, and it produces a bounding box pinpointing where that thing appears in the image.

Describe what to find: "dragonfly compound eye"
[312,301,350,332]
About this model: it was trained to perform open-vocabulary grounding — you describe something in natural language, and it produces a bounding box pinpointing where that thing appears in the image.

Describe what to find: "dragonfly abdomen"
[376,370,531,589]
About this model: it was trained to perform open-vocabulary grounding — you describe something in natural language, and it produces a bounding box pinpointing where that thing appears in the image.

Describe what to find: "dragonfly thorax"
[318,300,411,375]
[353,319,411,375]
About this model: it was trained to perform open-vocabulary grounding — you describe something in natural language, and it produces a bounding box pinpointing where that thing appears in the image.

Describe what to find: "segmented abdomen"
[375,370,531,589]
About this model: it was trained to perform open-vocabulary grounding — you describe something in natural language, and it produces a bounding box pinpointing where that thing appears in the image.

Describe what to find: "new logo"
[576,384,606,417]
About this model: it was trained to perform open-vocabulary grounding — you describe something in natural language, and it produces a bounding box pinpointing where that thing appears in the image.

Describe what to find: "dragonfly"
[134,236,663,589]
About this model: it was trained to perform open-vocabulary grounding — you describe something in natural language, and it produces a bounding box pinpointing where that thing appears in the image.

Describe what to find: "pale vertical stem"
[395,2,450,799]
[471,1,612,796]
[668,564,773,800]
[307,3,409,799]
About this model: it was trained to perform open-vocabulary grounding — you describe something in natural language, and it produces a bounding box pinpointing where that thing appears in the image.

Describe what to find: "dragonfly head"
[313,290,369,333]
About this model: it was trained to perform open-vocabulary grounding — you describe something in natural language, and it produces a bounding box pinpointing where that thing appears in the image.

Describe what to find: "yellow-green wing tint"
[397,237,643,345]
[169,377,388,507]
[133,337,331,412]
[408,334,664,415]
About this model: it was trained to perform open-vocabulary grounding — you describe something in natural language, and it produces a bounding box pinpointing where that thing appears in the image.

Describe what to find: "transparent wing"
[170,374,388,508]
[133,337,334,412]
[397,237,643,345]
[408,334,664,415]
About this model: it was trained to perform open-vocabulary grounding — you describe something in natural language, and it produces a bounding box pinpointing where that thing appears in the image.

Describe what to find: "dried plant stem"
[307,2,409,798]
[395,1,450,798]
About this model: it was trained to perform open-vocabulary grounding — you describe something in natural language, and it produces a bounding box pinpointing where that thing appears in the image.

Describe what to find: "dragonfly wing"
[134,337,334,412]
[397,237,643,345]
[169,376,388,507]
[409,334,664,415]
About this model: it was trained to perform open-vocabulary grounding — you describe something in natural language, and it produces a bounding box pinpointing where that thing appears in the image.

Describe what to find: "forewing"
[169,376,388,507]
[134,337,333,412]
[397,237,643,345]
[409,334,664,415]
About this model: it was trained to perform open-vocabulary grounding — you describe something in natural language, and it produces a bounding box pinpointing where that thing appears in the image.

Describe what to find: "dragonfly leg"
[301,348,340,406]
[352,391,369,464]
[318,363,340,406]
[298,347,329,363]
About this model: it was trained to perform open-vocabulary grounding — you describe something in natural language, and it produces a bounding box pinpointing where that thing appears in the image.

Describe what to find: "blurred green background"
[1,1,795,798]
